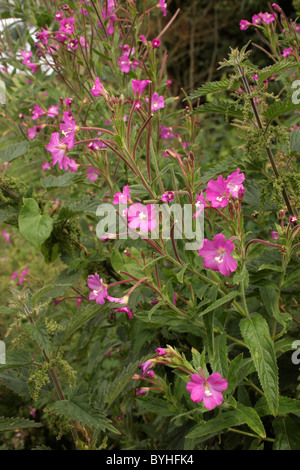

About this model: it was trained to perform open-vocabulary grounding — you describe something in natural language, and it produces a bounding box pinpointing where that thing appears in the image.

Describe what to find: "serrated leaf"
[211,334,228,378]
[0,141,28,162]
[263,100,299,121]
[198,291,239,317]
[240,313,279,415]
[186,410,247,439]
[255,395,300,418]
[187,79,237,100]
[192,100,246,119]
[273,416,300,450]
[18,198,53,249]
[236,403,266,438]
[48,400,118,434]
[59,304,106,345]
[31,284,72,306]
[0,416,42,432]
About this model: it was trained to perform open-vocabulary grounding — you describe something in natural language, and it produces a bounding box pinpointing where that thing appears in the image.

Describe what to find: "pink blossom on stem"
[150,92,165,111]
[206,175,230,208]
[186,372,228,410]
[60,111,77,149]
[113,306,134,319]
[282,47,292,57]
[47,105,60,117]
[193,190,208,218]
[87,167,100,182]
[59,17,75,35]
[271,231,279,239]
[155,348,166,356]
[262,12,275,24]
[118,56,131,73]
[18,267,28,285]
[152,38,161,48]
[159,126,173,139]
[127,203,157,232]
[1,230,11,243]
[28,126,37,139]
[32,104,45,120]
[252,14,262,25]
[239,20,250,30]
[11,271,18,280]
[131,79,149,97]
[198,234,237,276]
[45,132,69,170]
[87,273,108,304]
[161,191,174,202]
[42,162,53,171]
[113,185,131,205]
[158,0,167,16]
[226,168,245,198]
[90,77,106,97]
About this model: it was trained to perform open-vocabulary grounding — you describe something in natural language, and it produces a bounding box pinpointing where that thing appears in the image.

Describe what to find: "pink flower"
[45,132,69,170]
[87,167,100,182]
[193,190,208,218]
[271,231,279,239]
[36,28,50,45]
[206,175,230,208]
[127,203,157,232]
[28,126,37,139]
[42,162,52,171]
[55,11,64,21]
[113,185,131,205]
[166,79,172,87]
[282,47,292,57]
[252,14,262,25]
[119,44,135,57]
[152,38,161,48]
[18,267,28,285]
[90,77,106,97]
[158,0,167,16]
[155,348,166,356]
[59,17,75,35]
[136,388,149,396]
[118,56,131,73]
[239,19,250,30]
[113,306,134,319]
[11,270,18,280]
[198,234,237,276]
[290,216,297,223]
[1,230,11,243]
[60,112,76,149]
[76,297,83,307]
[161,191,174,202]
[226,168,245,198]
[272,3,280,11]
[261,12,275,24]
[139,34,147,44]
[139,360,154,376]
[32,104,45,120]
[132,79,149,97]
[159,126,173,139]
[150,92,165,111]
[186,372,228,410]
[87,273,108,304]
[47,105,60,117]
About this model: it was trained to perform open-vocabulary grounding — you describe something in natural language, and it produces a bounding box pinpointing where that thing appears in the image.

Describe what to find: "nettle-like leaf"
[187,79,238,100]
[0,141,28,163]
[0,416,42,432]
[18,198,53,250]
[263,100,299,121]
[240,313,279,415]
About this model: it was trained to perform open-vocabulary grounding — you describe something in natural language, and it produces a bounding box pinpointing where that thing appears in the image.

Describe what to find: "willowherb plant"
[0,0,299,451]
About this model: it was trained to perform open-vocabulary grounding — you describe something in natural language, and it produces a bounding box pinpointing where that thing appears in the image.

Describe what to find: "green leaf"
[240,313,279,415]
[138,397,177,417]
[258,61,295,82]
[282,269,300,288]
[23,320,50,354]
[255,395,300,418]
[0,141,28,162]
[236,403,266,438]
[59,305,106,345]
[40,173,75,189]
[31,284,72,306]
[48,400,118,434]
[211,334,228,378]
[263,100,299,121]
[0,416,42,432]
[273,416,300,450]
[187,79,233,100]
[18,198,53,249]
[186,410,247,439]
[198,291,239,317]
[192,100,246,119]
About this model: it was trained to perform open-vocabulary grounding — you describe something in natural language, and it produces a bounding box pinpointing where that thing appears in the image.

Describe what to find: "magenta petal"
[186,382,204,403]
